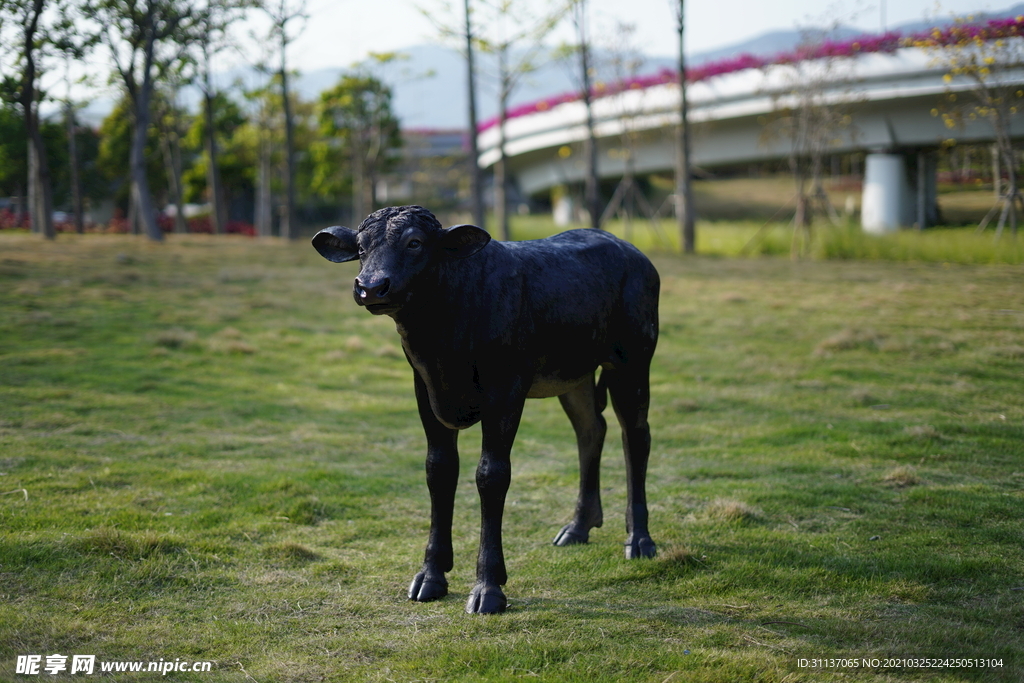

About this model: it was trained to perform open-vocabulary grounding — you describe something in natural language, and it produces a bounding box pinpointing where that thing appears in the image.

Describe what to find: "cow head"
[312,205,491,316]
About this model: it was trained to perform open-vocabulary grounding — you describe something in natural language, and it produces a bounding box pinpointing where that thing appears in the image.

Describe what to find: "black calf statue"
[312,205,660,614]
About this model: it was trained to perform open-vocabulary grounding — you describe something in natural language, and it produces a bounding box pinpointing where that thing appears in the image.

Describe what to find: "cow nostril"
[378,279,390,297]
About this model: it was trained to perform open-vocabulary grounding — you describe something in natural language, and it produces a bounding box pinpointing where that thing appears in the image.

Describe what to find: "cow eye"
[357,247,366,258]
[407,239,421,249]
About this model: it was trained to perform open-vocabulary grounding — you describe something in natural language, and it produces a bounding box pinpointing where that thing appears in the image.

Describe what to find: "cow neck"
[390,242,506,349]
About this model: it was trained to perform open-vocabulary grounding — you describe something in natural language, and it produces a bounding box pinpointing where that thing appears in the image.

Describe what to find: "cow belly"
[526,373,591,399]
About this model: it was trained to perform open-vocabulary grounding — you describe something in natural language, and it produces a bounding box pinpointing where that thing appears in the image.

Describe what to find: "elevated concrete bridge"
[477,47,1024,231]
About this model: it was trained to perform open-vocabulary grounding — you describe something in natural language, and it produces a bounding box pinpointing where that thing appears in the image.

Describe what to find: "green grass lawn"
[1,232,1023,682]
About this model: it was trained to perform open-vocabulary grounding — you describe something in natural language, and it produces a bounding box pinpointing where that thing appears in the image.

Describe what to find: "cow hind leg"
[606,367,657,559]
[553,373,606,546]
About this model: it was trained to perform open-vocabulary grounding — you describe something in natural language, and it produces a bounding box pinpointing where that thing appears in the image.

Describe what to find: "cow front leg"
[466,394,525,614]
[408,372,459,602]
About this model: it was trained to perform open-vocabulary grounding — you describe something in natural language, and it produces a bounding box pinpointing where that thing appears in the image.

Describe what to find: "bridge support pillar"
[862,151,938,233]
[862,153,908,233]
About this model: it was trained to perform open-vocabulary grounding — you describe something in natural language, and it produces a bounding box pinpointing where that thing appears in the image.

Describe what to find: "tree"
[239,71,279,237]
[477,0,566,240]
[569,0,600,230]
[97,93,168,223]
[760,29,851,257]
[52,5,100,234]
[0,0,62,239]
[92,0,198,241]
[918,18,1024,237]
[597,22,667,246]
[419,0,485,230]
[671,0,695,253]
[262,0,307,239]
[192,0,252,235]
[153,67,192,234]
[316,70,402,222]
[184,90,253,220]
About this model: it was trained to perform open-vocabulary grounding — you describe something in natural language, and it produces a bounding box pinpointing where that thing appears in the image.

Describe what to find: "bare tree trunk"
[124,28,164,242]
[280,56,297,239]
[255,130,273,236]
[160,129,188,234]
[496,48,510,241]
[131,92,163,240]
[575,0,600,229]
[674,0,695,252]
[28,141,38,234]
[66,102,85,233]
[792,164,810,258]
[13,184,24,226]
[204,88,227,235]
[493,111,509,240]
[29,127,54,239]
[170,134,188,234]
[21,0,55,240]
[999,129,1019,237]
[464,0,485,230]
[128,180,139,234]
[352,139,367,223]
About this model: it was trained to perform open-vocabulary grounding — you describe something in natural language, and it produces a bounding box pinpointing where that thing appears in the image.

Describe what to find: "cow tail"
[595,368,609,414]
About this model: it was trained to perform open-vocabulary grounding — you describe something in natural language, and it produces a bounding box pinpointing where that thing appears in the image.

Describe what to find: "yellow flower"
[943,74,953,83]
[931,108,939,116]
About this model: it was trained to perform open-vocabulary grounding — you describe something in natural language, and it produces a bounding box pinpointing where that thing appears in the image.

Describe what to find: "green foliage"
[183,91,253,204]
[313,72,402,200]
[0,103,84,205]
[1,233,1022,681]
[0,104,28,196]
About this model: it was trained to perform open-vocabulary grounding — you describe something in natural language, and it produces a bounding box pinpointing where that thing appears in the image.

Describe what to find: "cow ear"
[440,224,490,259]
[312,226,359,263]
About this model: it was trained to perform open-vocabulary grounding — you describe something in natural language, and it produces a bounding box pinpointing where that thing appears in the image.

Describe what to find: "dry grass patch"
[659,544,703,567]
[882,465,921,488]
[691,498,765,524]
[813,328,885,356]
[904,424,941,440]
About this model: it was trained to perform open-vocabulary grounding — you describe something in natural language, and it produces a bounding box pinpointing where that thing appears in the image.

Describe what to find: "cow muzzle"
[354,277,397,313]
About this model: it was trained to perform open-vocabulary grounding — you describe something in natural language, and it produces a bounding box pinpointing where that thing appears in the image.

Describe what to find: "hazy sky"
[253,0,1014,72]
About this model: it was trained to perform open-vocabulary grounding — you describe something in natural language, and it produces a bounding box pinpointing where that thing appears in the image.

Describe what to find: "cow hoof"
[553,523,589,546]
[624,535,657,559]
[465,583,507,614]
[408,571,448,602]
